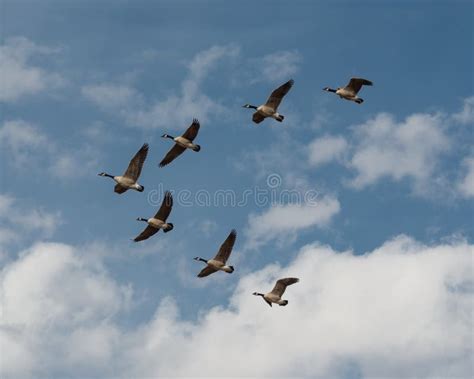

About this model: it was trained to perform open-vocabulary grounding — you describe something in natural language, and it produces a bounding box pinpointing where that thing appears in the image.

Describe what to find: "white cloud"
[0,119,99,180]
[83,44,240,129]
[1,236,471,378]
[244,196,340,249]
[0,120,51,166]
[81,84,142,110]
[348,112,450,192]
[452,96,474,124]
[457,156,474,198]
[0,194,62,254]
[0,242,131,377]
[0,36,64,102]
[308,135,348,167]
[259,50,302,83]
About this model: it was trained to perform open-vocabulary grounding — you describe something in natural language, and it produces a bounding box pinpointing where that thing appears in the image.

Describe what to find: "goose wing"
[214,229,237,264]
[197,265,218,278]
[159,144,186,167]
[270,277,299,297]
[134,225,159,242]
[264,79,294,110]
[345,78,373,94]
[153,191,173,222]
[252,112,265,124]
[181,119,200,142]
[114,184,128,194]
[124,143,149,180]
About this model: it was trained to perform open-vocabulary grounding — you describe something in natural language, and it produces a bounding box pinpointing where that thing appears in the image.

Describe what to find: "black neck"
[104,173,114,178]
[326,88,337,93]
[137,218,148,222]
[195,257,208,263]
[166,135,175,140]
[256,293,264,297]
[249,105,258,110]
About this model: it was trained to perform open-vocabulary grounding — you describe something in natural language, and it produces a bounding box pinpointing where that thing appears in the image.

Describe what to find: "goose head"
[161,134,174,139]
[136,217,148,222]
[252,292,263,296]
[242,104,257,110]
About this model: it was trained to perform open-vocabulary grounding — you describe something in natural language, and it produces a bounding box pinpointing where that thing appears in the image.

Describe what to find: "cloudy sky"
[1,1,473,378]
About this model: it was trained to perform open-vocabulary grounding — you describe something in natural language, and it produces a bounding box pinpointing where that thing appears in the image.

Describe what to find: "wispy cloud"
[457,156,474,198]
[82,44,240,129]
[0,36,64,102]
[308,135,348,167]
[0,119,99,180]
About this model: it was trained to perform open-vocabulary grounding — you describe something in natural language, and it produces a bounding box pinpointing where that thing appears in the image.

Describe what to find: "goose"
[98,143,148,194]
[253,277,299,307]
[323,77,372,104]
[134,191,173,242]
[194,229,237,277]
[243,79,294,124]
[159,118,201,167]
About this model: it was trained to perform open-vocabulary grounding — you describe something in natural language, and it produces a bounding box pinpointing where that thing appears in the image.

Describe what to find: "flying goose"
[194,229,237,277]
[243,79,294,124]
[134,191,173,242]
[253,277,299,307]
[323,77,373,104]
[159,119,201,167]
[98,143,148,194]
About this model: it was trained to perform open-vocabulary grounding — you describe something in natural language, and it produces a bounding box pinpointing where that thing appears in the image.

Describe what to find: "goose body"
[323,77,373,104]
[98,143,149,194]
[243,79,294,124]
[134,191,174,242]
[194,229,237,277]
[159,119,201,167]
[253,277,299,307]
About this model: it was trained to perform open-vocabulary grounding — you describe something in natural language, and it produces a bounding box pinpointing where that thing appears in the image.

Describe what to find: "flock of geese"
[98,77,372,307]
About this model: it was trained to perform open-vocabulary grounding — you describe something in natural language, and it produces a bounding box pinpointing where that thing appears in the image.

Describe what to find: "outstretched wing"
[345,78,373,94]
[154,191,173,221]
[134,225,159,242]
[265,79,294,110]
[114,184,128,194]
[252,112,265,124]
[270,277,299,297]
[197,265,218,278]
[124,143,149,180]
[159,144,186,167]
[214,229,237,264]
[181,119,200,142]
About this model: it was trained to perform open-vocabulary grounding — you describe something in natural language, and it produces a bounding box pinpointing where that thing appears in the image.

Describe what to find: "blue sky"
[0,1,473,378]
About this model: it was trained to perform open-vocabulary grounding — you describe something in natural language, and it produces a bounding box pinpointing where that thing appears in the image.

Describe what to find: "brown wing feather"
[154,191,173,221]
[346,78,373,94]
[181,119,200,142]
[114,184,128,194]
[265,79,294,110]
[133,225,159,242]
[214,229,237,264]
[270,277,299,297]
[252,112,265,124]
[197,265,218,278]
[124,143,149,180]
[159,144,186,167]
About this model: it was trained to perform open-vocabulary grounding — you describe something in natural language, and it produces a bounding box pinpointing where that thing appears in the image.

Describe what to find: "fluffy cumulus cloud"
[308,135,348,167]
[82,44,240,129]
[348,112,450,191]
[0,242,132,377]
[244,196,340,249]
[0,236,472,378]
[0,36,64,102]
